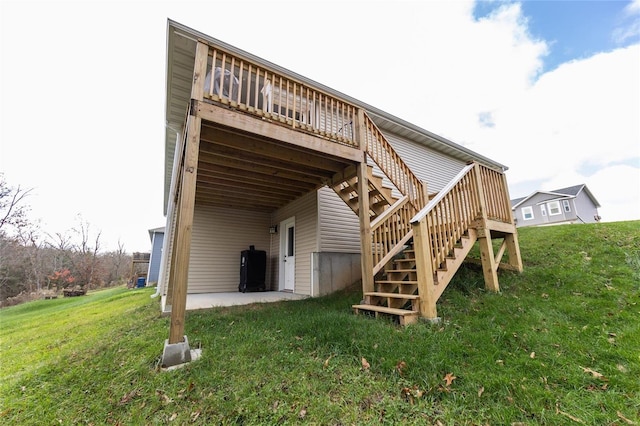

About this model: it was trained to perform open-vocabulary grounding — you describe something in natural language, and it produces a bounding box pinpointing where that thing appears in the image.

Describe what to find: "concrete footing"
[161,335,192,368]
[422,317,442,324]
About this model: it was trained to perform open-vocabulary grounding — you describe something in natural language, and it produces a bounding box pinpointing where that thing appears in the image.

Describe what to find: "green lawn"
[1,221,639,425]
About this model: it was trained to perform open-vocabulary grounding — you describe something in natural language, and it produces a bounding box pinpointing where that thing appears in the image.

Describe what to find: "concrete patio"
[179,291,308,311]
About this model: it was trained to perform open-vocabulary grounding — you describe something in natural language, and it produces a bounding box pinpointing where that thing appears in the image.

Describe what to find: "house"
[511,184,601,227]
[159,20,523,366]
[146,227,165,285]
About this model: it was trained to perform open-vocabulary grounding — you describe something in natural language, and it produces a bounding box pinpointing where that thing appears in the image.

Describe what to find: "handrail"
[201,43,358,148]
[370,196,416,274]
[411,163,475,224]
[363,112,426,210]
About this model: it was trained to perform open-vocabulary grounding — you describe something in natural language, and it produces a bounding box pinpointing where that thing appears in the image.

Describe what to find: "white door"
[280,217,295,291]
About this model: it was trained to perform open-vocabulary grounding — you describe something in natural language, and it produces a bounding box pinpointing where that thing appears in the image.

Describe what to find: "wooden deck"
[163,38,523,345]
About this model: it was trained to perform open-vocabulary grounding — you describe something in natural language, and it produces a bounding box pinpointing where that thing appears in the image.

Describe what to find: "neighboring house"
[511,184,601,227]
[146,227,165,285]
[159,20,523,360]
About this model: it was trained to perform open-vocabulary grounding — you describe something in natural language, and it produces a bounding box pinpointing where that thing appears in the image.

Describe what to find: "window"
[522,206,534,220]
[548,201,561,215]
[541,205,547,216]
[563,200,571,212]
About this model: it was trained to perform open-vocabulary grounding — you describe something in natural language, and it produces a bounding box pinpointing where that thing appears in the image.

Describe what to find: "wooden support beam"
[504,231,523,272]
[197,102,364,163]
[167,41,207,345]
[413,217,438,319]
[355,109,374,294]
[358,160,374,294]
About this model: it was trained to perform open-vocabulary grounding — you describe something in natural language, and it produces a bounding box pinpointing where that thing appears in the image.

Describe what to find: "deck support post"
[355,109,374,294]
[499,172,523,272]
[473,163,500,292]
[163,41,208,367]
[477,228,500,292]
[413,217,438,320]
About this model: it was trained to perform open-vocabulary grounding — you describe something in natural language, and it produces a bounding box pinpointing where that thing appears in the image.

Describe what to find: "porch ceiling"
[195,121,355,212]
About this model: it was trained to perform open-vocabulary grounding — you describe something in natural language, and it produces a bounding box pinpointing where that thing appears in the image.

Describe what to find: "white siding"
[270,191,318,296]
[318,186,361,253]
[188,204,271,293]
[384,133,466,192]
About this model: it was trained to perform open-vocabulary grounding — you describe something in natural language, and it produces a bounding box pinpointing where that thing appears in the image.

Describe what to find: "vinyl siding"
[187,204,271,293]
[384,133,466,191]
[318,186,361,252]
[270,191,318,296]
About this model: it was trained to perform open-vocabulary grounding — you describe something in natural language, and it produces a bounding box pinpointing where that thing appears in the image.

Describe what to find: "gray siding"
[574,192,600,223]
[270,191,318,296]
[188,204,271,293]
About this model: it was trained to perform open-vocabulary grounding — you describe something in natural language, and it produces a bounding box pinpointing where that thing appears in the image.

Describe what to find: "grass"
[1,221,639,425]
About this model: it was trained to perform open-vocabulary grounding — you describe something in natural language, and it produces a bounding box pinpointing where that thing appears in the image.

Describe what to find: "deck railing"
[202,44,358,148]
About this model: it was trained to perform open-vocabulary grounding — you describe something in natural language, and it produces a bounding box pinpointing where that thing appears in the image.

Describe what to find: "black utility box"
[239,245,266,292]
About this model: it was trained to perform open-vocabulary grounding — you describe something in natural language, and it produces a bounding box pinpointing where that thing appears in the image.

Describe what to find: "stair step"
[375,280,417,285]
[352,304,419,316]
[364,292,419,299]
[385,269,416,273]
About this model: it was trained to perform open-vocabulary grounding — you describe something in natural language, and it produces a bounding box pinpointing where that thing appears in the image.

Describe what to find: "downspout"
[152,126,182,299]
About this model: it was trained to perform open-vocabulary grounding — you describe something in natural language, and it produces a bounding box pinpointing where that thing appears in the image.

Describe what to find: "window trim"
[522,206,534,220]
[548,201,562,216]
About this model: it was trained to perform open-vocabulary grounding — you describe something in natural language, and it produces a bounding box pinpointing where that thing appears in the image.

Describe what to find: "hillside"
[0,221,638,424]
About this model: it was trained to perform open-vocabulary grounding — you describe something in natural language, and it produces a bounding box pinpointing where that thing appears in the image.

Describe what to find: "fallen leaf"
[361,357,370,370]
[323,354,334,368]
[530,352,535,359]
[443,372,457,386]
[617,411,636,425]
[556,404,584,424]
[396,361,406,376]
[580,366,608,381]
[190,410,201,422]
[118,389,138,405]
[478,386,484,397]
[298,408,307,418]
[295,336,303,341]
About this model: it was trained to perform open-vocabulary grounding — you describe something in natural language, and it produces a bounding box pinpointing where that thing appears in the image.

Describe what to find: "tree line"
[0,174,139,306]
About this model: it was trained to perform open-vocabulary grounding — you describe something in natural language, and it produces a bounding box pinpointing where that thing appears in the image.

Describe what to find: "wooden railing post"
[413,216,438,320]
[473,163,499,292]
[167,41,207,345]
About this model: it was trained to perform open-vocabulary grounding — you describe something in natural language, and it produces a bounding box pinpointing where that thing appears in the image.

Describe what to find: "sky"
[1,0,639,253]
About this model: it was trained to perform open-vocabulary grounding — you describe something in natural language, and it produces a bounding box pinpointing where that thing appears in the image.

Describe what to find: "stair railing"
[362,112,426,210]
[411,163,479,272]
[370,196,415,274]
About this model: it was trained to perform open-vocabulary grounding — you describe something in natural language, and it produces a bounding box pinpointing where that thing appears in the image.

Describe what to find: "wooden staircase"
[331,112,522,325]
[330,164,398,218]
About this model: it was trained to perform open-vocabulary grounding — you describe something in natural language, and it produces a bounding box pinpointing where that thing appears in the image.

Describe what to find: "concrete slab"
[184,291,307,311]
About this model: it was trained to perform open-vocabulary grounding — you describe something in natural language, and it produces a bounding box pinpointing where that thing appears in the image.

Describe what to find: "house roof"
[148,226,165,242]
[164,19,509,212]
[511,184,601,209]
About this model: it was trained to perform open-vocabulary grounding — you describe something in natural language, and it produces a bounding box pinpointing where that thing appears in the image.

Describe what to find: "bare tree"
[72,216,103,289]
[0,173,32,236]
